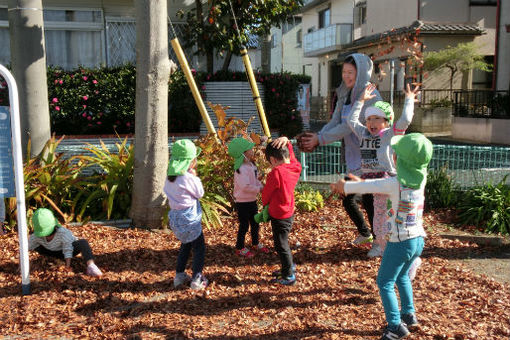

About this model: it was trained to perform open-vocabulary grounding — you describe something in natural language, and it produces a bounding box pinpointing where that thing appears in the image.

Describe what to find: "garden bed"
[1,201,509,339]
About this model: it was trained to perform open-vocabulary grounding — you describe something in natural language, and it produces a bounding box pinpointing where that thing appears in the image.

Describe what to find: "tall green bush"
[425,165,460,209]
[457,176,510,235]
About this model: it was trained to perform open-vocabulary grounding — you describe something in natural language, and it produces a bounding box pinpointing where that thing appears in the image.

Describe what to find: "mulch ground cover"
[1,200,509,339]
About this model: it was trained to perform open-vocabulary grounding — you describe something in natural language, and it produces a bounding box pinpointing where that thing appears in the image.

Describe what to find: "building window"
[318,7,331,29]
[296,29,302,48]
[0,7,105,69]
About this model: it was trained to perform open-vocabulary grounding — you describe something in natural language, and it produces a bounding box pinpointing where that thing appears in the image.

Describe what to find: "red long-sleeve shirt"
[261,142,302,219]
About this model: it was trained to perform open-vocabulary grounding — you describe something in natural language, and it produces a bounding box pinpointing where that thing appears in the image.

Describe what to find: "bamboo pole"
[170,38,218,139]
[240,48,271,139]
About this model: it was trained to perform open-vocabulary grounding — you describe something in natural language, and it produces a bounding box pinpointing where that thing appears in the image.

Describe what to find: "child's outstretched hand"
[271,136,289,149]
[330,178,346,195]
[404,83,421,102]
[360,83,377,102]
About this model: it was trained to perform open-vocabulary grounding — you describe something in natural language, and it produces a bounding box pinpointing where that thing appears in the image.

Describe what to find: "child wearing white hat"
[346,83,420,258]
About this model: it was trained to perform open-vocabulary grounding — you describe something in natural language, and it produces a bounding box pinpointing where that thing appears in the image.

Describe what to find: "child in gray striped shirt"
[28,208,102,277]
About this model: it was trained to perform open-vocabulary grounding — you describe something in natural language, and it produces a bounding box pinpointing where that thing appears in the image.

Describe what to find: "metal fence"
[55,137,510,189]
[453,90,510,118]
[379,89,453,107]
[294,141,510,188]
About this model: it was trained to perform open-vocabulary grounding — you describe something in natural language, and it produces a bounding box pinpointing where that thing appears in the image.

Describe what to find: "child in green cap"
[28,208,103,276]
[347,83,420,258]
[330,133,433,340]
[227,137,268,258]
[163,139,207,290]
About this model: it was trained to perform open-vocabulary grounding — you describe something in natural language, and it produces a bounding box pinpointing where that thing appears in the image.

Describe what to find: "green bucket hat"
[227,137,255,170]
[168,139,201,176]
[254,205,269,223]
[32,208,60,237]
[391,133,433,189]
[365,101,394,125]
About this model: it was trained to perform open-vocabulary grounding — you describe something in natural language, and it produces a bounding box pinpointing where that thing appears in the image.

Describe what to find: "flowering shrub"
[1,67,310,137]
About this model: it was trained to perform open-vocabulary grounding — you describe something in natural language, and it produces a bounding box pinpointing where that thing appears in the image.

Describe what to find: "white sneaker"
[408,257,422,281]
[353,234,373,245]
[86,263,103,277]
[190,273,208,290]
[367,244,382,258]
[173,272,191,288]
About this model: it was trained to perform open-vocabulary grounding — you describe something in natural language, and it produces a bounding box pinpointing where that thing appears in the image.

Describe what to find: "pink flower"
[97,121,101,125]
[83,105,87,109]
[201,85,206,90]
[82,113,87,117]
[87,116,92,120]
[271,88,276,92]
[92,80,98,84]
[55,106,60,111]
[59,80,63,85]
[83,95,88,101]
[52,97,58,103]
[54,79,59,84]
[94,90,99,94]
[191,68,196,74]
[126,122,131,127]
[83,76,88,81]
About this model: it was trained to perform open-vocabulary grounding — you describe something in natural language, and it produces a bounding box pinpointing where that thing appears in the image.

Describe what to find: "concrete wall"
[420,0,468,23]
[366,0,416,34]
[497,0,510,91]
[452,116,510,145]
[391,103,452,134]
[270,24,304,74]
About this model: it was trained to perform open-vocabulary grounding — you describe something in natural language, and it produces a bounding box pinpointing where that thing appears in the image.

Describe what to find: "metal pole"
[0,64,30,295]
[390,59,395,107]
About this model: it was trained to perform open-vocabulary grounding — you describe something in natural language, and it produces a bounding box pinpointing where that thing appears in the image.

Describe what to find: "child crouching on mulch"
[28,208,103,277]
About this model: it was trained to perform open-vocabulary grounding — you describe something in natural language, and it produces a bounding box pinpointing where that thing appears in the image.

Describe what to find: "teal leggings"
[376,236,424,327]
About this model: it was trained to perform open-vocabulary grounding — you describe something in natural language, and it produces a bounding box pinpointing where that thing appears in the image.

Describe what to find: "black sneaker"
[401,313,419,330]
[380,323,410,340]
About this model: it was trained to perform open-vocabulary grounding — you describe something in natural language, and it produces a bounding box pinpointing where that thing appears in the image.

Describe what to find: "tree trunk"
[8,0,50,158]
[222,50,233,72]
[130,0,170,228]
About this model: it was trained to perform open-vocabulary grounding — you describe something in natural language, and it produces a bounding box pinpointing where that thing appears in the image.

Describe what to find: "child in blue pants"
[331,133,432,340]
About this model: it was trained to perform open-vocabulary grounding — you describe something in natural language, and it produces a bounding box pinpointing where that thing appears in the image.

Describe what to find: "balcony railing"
[304,23,352,57]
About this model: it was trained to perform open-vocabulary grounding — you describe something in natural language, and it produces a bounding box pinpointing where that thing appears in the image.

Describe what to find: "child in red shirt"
[261,137,302,285]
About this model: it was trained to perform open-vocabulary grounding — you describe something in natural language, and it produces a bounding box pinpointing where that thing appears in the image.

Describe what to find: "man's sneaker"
[236,247,255,258]
[367,243,382,258]
[190,273,208,290]
[380,323,410,340]
[86,263,103,277]
[401,313,419,330]
[408,257,422,281]
[173,272,191,288]
[271,263,297,277]
[353,234,373,245]
[271,273,296,286]
[252,243,270,253]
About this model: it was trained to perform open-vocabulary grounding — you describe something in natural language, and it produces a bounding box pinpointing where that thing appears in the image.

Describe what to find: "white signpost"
[0,64,30,295]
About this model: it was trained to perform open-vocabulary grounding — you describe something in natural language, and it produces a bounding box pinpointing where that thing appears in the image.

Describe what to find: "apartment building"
[301,0,497,117]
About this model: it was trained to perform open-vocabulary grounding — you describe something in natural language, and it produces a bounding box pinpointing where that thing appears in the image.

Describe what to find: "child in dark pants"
[261,137,302,285]
[28,208,102,276]
[228,137,269,258]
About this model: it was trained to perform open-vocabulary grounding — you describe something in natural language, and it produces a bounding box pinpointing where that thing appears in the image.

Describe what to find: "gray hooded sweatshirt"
[317,53,382,174]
